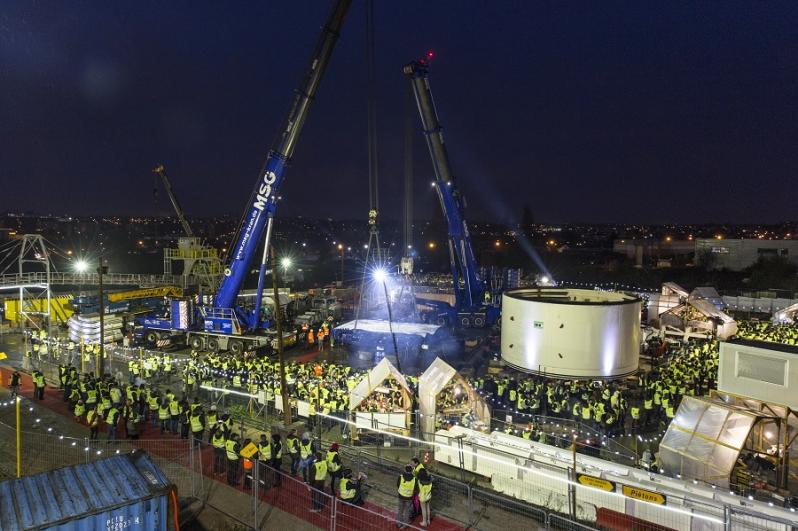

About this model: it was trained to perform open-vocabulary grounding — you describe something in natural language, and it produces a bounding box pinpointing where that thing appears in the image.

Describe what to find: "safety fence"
[8,345,798,530]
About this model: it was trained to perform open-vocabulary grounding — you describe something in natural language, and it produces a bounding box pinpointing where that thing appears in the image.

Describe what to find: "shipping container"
[0,451,177,531]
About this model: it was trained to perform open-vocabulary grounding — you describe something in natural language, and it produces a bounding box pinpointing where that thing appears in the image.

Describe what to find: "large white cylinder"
[501,288,641,378]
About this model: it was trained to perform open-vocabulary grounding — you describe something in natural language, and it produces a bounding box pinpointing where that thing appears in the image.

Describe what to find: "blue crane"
[404,53,499,328]
[212,0,351,330]
[138,0,351,352]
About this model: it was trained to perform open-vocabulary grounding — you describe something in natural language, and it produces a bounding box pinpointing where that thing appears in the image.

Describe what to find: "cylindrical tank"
[501,288,641,378]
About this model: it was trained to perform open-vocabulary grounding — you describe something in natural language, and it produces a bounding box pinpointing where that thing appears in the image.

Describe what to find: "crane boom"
[215,0,352,315]
[404,56,485,311]
[153,164,194,238]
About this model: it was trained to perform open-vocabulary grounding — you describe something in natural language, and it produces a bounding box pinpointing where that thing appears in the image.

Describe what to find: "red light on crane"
[427,50,435,59]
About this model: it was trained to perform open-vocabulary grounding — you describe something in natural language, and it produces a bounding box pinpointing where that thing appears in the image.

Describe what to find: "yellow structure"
[107,286,182,303]
[3,295,73,325]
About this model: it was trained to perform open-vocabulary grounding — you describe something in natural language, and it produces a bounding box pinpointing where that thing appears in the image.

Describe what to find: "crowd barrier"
[7,339,798,530]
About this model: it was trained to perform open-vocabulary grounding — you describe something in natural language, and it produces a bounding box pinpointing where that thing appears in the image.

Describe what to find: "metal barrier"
[7,344,798,531]
[547,513,598,531]
[470,486,548,531]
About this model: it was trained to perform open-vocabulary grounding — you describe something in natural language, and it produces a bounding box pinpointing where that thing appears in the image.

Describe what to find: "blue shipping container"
[0,451,176,531]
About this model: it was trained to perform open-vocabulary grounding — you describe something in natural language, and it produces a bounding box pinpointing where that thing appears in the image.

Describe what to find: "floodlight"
[372,268,387,282]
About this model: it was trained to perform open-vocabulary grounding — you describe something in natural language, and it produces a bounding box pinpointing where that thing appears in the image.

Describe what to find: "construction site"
[3,1,798,530]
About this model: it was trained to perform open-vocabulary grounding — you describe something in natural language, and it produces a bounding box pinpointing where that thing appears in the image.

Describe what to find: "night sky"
[2,1,797,224]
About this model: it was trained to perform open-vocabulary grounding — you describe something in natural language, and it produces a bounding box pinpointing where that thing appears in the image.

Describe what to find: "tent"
[659,395,784,488]
[659,298,737,340]
[690,286,725,309]
[349,358,412,431]
[418,357,490,439]
[662,282,689,299]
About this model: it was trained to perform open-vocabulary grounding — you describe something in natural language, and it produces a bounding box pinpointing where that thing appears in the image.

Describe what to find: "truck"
[137,0,352,353]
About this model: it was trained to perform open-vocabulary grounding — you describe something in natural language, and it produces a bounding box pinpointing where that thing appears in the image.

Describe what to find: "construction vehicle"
[404,53,500,328]
[137,0,352,352]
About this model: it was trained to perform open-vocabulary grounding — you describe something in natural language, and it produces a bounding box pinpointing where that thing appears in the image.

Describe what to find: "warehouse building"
[695,238,798,271]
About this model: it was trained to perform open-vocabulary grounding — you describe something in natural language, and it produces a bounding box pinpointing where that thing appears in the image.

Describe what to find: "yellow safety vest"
[300,442,313,459]
[398,476,416,498]
[106,408,119,425]
[159,405,170,420]
[226,440,239,460]
[190,415,203,432]
[287,437,299,455]
[212,431,226,449]
[339,478,356,500]
[74,404,86,417]
[259,443,271,460]
[418,481,432,502]
[326,450,341,472]
[630,407,641,419]
[313,460,328,481]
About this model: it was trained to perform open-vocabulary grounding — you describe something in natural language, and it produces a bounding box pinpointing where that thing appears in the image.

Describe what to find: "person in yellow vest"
[396,465,418,529]
[310,451,328,513]
[32,370,45,400]
[286,429,300,477]
[210,423,227,475]
[326,442,343,495]
[339,468,364,506]
[73,399,86,422]
[417,468,433,527]
[226,433,241,486]
[299,436,315,482]
[106,404,120,440]
[158,397,171,434]
[148,390,160,427]
[190,406,206,447]
[169,396,182,435]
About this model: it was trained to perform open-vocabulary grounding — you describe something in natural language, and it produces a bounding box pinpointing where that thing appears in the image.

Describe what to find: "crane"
[137,0,352,352]
[404,53,498,328]
[152,164,194,238]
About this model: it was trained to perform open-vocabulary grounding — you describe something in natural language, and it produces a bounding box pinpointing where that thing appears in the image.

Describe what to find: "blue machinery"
[139,0,352,351]
[404,55,500,328]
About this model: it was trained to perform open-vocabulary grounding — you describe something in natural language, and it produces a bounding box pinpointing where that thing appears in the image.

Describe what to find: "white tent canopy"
[349,357,411,412]
[336,319,441,338]
[418,357,490,438]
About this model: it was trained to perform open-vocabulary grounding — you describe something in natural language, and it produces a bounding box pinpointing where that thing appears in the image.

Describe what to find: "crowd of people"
[28,319,798,481]
[735,320,798,344]
[468,339,719,438]
[28,359,437,527]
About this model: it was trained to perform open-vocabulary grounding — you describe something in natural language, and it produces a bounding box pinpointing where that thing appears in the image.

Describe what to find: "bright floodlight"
[540,275,550,285]
[372,268,387,283]
[281,257,292,269]
[74,259,88,273]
